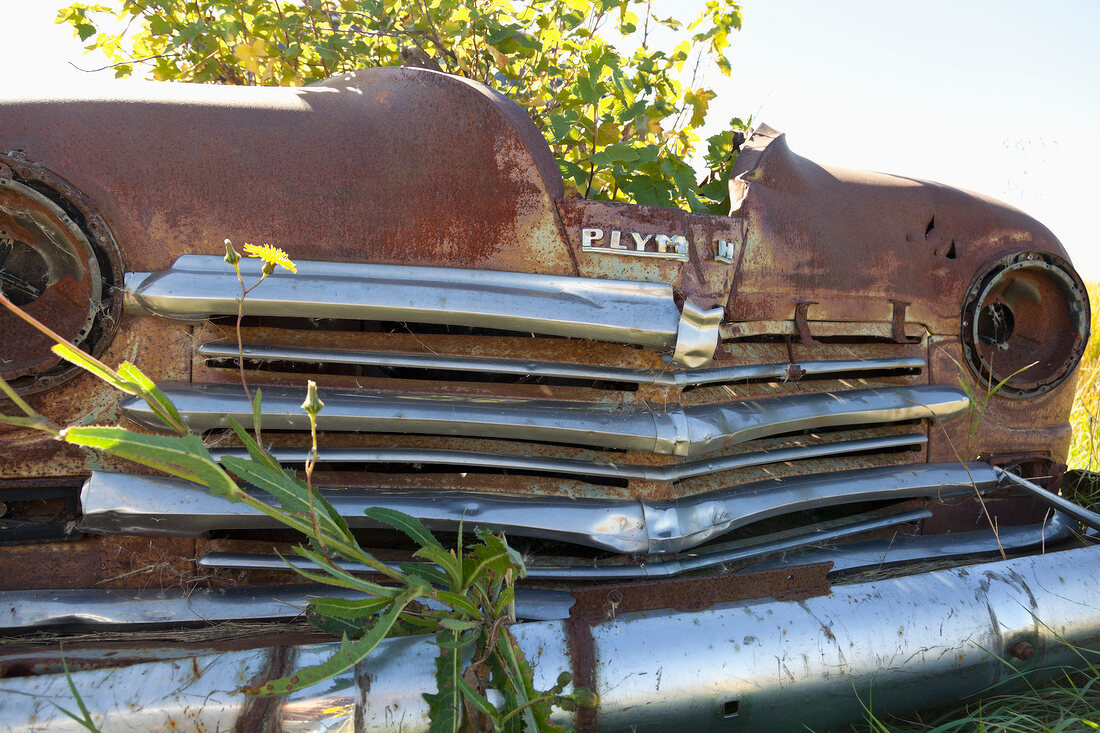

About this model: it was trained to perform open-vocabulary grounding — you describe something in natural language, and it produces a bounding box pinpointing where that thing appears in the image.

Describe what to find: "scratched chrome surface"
[79,463,995,553]
[4,544,1100,732]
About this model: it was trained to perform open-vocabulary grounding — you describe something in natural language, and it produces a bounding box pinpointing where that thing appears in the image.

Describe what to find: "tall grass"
[1068,281,1100,473]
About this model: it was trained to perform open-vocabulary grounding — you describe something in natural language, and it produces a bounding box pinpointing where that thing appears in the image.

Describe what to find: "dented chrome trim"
[198,345,924,386]
[79,463,996,553]
[671,301,724,368]
[198,508,932,581]
[209,433,927,482]
[5,545,1100,732]
[125,255,722,366]
[0,584,574,631]
[121,383,966,457]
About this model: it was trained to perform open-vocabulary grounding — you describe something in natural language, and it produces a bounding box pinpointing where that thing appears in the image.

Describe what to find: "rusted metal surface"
[960,250,1089,397]
[0,65,1090,693]
[564,564,831,732]
[569,563,831,620]
[0,319,192,480]
[0,156,124,393]
[728,124,1078,335]
[0,535,199,591]
[0,68,572,275]
[926,337,1076,467]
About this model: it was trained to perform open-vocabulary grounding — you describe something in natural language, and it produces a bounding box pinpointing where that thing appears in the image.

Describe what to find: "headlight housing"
[961,250,1089,398]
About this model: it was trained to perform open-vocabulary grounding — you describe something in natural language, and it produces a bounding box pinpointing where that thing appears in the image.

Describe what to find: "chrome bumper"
[3,544,1099,732]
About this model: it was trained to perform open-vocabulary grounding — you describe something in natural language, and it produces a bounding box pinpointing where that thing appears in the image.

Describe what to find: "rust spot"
[1008,640,1035,661]
[564,614,598,733]
[236,645,291,731]
[889,299,919,344]
[793,302,819,345]
[570,564,831,620]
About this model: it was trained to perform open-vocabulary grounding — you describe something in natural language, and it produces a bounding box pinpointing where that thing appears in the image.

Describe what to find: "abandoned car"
[0,67,1096,731]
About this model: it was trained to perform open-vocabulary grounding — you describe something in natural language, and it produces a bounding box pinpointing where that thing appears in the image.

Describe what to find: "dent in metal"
[126,255,722,367]
[199,508,931,581]
[6,545,1100,732]
[80,463,996,554]
[0,585,574,631]
[121,383,967,457]
[671,301,724,368]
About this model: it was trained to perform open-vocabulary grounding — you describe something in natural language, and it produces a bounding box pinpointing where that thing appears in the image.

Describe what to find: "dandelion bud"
[223,239,241,266]
[301,380,324,416]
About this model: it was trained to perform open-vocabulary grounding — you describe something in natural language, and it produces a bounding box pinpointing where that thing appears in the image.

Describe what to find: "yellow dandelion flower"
[242,242,297,274]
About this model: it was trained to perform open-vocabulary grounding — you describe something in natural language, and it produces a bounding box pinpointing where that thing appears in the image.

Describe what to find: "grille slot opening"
[205,357,640,392]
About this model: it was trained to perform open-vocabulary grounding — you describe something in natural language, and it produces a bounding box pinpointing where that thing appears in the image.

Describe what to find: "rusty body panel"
[0,67,1094,731]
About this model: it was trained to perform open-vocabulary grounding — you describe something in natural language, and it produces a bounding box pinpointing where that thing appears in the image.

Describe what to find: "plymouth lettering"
[581,227,689,261]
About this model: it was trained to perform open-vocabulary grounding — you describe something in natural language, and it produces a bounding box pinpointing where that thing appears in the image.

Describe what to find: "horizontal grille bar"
[125,256,723,367]
[750,509,1077,575]
[199,508,932,581]
[80,463,999,554]
[209,433,926,482]
[199,342,924,387]
[121,384,966,457]
[0,585,574,630]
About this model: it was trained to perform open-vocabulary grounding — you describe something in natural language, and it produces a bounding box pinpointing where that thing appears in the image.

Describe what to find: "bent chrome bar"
[0,585,575,630]
[199,508,932,581]
[750,508,1079,575]
[125,255,724,367]
[209,433,927,482]
[994,467,1100,532]
[199,342,925,387]
[5,544,1100,732]
[79,463,997,553]
[121,383,966,457]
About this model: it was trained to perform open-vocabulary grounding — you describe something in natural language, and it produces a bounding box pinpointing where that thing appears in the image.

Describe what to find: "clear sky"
[1,0,1097,275]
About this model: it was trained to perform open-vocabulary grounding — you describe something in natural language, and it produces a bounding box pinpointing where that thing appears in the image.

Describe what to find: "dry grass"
[1068,281,1100,473]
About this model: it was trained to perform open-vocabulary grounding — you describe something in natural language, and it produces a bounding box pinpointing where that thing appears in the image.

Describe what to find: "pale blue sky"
[1,0,1097,274]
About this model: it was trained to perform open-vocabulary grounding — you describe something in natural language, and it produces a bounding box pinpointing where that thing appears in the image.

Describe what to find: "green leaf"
[364,506,442,550]
[462,532,524,590]
[431,630,479,649]
[116,361,187,433]
[309,595,390,620]
[226,417,283,473]
[306,608,365,639]
[457,673,504,727]
[62,427,237,497]
[399,562,452,588]
[424,637,462,733]
[291,545,406,598]
[247,589,416,696]
[439,618,481,632]
[434,590,483,619]
[253,387,263,437]
[50,657,100,732]
[492,586,516,618]
[599,140,641,164]
[148,14,172,35]
[221,454,314,515]
[414,544,463,589]
[50,343,125,392]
